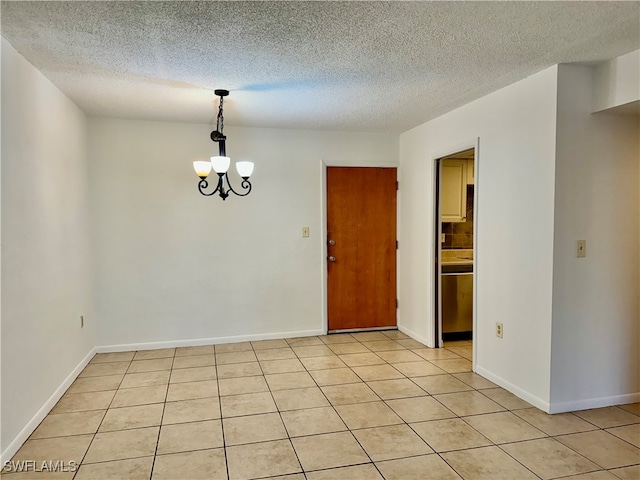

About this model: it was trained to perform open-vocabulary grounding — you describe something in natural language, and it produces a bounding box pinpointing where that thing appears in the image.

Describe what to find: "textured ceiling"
[1,1,639,132]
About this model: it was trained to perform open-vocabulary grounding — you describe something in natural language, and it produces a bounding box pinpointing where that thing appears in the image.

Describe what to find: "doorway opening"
[434,148,475,347]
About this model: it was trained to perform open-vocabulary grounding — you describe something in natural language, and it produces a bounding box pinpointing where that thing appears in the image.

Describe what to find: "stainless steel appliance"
[442,264,473,336]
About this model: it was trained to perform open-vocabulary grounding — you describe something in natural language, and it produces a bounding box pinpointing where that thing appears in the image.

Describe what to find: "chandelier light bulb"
[210,156,231,174]
[236,161,255,178]
[193,161,212,179]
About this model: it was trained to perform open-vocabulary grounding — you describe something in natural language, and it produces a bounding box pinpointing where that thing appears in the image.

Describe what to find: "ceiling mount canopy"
[193,90,254,201]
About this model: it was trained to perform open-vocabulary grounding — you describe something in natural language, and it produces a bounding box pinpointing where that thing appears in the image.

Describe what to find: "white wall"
[550,64,640,411]
[1,40,95,456]
[88,119,398,348]
[398,66,559,409]
[593,49,640,112]
[0,33,4,463]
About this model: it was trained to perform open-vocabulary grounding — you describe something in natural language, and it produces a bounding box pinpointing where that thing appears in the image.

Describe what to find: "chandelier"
[193,89,254,200]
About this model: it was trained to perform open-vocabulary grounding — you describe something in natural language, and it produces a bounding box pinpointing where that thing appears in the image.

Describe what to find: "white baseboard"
[476,365,640,414]
[1,347,96,465]
[547,392,640,414]
[475,365,551,413]
[397,324,434,348]
[96,329,326,353]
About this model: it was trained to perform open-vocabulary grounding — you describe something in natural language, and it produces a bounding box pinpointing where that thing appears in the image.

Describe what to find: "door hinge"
[396,181,399,190]
[396,240,399,249]
[396,299,399,309]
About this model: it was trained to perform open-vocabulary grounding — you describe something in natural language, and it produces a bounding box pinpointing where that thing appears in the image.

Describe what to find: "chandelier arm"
[225,177,252,197]
[197,177,222,197]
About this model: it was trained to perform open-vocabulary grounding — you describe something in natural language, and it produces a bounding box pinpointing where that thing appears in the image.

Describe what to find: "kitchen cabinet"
[466,159,474,185]
[441,160,467,222]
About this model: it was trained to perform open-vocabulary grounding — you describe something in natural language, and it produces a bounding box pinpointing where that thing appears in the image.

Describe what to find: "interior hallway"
[3,332,639,479]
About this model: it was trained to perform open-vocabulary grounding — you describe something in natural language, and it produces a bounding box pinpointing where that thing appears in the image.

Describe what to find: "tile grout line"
[147,348,176,480]
[213,343,232,480]
[300,337,622,479]
[257,339,308,478]
[398,375,545,480]
[301,333,452,477]
[74,350,224,474]
[486,395,640,473]
[365,341,480,479]
[340,332,461,477]
[430,346,638,478]
[292,336,384,477]
[309,335,473,478]
[71,351,135,479]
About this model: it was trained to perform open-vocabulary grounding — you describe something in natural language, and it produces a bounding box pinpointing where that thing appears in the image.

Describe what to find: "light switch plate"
[577,240,586,258]
[302,227,310,238]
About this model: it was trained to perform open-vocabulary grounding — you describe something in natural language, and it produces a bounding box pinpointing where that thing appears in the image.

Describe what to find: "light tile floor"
[3,333,639,479]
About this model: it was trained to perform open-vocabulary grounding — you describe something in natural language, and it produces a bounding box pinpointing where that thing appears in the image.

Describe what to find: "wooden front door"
[327,167,397,331]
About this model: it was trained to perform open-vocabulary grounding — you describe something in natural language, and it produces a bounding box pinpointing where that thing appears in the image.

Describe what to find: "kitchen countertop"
[441,249,474,266]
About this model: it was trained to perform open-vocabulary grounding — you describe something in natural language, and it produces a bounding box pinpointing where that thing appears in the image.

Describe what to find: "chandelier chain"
[217,96,224,134]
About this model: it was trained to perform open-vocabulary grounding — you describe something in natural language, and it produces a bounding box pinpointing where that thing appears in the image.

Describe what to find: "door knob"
[328,240,336,246]
[328,256,336,262]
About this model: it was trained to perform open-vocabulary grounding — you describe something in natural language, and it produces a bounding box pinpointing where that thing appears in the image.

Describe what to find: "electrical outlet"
[577,240,586,258]
[302,227,310,238]
[496,322,503,338]
[80,315,84,328]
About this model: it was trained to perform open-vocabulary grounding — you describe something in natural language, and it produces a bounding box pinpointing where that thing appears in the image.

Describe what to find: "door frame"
[321,160,400,334]
[431,138,479,369]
